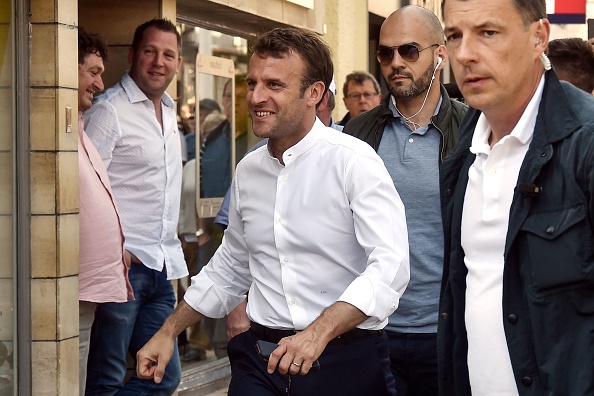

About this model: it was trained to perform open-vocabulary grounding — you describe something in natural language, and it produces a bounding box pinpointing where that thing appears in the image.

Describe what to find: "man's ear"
[317,90,330,111]
[128,47,134,66]
[535,18,550,53]
[437,45,448,69]
[307,81,325,107]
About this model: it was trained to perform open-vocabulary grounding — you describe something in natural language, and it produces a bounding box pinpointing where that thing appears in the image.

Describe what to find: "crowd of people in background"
[77,0,594,394]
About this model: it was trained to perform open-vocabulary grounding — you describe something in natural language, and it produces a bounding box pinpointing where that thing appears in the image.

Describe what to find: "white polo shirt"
[462,75,545,395]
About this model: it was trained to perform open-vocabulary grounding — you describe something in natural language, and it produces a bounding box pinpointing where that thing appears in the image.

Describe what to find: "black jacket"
[439,71,594,395]
[343,85,468,162]
[338,112,351,126]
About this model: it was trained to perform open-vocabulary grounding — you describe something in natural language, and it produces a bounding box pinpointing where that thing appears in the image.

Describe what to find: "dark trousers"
[227,327,395,396]
[387,331,438,396]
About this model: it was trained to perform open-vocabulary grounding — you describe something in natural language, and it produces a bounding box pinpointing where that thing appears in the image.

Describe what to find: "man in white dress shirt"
[137,27,410,396]
[83,18,187,395]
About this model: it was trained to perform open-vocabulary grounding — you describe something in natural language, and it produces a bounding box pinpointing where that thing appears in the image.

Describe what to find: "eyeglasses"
[376,43,439,65]
[346,92,378,101]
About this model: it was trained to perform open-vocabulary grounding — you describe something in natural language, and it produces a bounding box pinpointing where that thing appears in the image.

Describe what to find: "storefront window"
[176,24,250,373]
[0,0,15,394]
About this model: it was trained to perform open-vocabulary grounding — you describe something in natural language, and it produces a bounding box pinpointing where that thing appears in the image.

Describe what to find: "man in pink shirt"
[77,29,133,395]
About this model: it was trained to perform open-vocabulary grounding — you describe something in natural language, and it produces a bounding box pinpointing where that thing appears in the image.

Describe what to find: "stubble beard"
[387,62,435,102]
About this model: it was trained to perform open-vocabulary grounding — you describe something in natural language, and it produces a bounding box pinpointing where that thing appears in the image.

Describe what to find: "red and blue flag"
[546,0,586,24]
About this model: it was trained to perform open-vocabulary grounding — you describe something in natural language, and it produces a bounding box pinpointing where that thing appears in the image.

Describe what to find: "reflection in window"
[176,23,253,373]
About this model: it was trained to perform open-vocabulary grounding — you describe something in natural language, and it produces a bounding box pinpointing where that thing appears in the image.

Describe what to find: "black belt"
[250,321,383,345]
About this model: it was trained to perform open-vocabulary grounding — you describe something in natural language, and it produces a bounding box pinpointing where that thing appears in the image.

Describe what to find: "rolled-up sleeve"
[184,176,252,317]
[338,150,410,327]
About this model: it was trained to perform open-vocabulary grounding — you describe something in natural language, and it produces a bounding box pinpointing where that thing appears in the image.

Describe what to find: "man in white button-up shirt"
[138,27,410,396]
[83,19,186,395]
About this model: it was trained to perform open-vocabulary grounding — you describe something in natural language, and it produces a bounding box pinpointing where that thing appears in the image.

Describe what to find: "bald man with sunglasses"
[344,6,467,396]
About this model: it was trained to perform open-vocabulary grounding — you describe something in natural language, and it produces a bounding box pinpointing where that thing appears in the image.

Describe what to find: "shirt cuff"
[184,271,246,318]
[337,275,401,328]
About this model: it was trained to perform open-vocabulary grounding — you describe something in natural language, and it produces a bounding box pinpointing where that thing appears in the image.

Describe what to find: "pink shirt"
[78,114,133,302]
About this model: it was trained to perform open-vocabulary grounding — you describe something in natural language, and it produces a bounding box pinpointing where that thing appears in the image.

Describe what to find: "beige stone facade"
[29,0,80,393]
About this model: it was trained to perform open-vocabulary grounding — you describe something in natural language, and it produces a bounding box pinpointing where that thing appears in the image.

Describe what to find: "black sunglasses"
[376,43,439,65]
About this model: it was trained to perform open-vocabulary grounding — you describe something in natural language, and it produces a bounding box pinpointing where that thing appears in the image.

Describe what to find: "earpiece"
[436,57,443,69]
[431,57,443,82]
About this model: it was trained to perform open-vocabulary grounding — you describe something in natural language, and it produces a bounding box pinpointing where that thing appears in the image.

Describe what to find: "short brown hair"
[548,38,594,93]
[250,27,333,97]
[132,18,181,52]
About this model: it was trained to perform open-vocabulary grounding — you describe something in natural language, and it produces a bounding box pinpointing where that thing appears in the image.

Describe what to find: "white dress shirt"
[185,119,410,330]
[84,73,187,280]
[462,75,545,395]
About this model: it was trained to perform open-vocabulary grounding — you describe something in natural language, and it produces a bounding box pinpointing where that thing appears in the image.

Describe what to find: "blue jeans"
[85,264,181,395]
[387,331,438,396]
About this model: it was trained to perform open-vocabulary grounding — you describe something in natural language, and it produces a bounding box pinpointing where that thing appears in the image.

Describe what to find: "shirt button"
[281,175,287,181]
[290,298,296,304]
[546,226,555,234]
[521,377,532,387]
[408,137,414,143]
[277,217,283,223]
[507,314,518,324]
[283,257,289,263]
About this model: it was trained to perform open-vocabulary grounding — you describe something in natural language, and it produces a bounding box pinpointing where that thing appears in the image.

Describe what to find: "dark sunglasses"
[376,43,439,65]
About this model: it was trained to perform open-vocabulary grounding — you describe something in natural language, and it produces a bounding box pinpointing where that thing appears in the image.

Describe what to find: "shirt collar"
[281,118,325,164]
[120,72,174,108]
[470,74,545,155]
[389,94,443,118]
[388,95,443,135]
[389,94,443,133]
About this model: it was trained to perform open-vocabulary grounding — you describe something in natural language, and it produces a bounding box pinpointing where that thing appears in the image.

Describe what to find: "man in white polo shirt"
[439,0,594,395]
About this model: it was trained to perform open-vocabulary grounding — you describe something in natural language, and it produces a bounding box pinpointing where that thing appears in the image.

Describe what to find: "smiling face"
[128,27,181,102]
[78,52,105,111]
[379,9,445,103]
[246,51,322,147]
[443,0,548,121]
